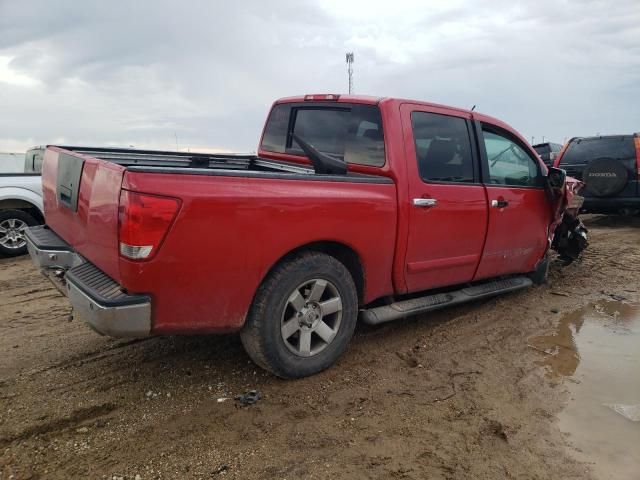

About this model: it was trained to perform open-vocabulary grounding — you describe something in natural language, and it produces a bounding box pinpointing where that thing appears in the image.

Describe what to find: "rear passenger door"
[474,123,551,280]
[401,104,488,292]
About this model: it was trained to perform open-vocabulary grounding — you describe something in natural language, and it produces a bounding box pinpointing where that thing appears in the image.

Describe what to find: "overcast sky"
[1,0,638,153]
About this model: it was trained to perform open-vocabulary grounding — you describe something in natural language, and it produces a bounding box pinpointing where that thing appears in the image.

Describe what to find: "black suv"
[555,134,640,215]
[533,142,563,167]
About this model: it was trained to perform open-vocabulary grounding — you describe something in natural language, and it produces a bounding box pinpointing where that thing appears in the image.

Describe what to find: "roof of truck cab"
[275,94,383,105]
[274,94,504,125]
[273,94,528,148]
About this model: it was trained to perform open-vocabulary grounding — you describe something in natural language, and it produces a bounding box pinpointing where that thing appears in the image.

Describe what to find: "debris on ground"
[481,419,509,441]
[234,390,262,406]
[604,404,640,422]
[212,465,229,475]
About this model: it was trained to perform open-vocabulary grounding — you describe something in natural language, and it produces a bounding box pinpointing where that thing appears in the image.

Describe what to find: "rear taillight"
[634,136,640,180]
[118,190,180,260]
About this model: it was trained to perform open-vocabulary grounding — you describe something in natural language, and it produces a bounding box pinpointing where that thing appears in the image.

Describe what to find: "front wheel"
[0,209,39,257]
[240,252,358,379]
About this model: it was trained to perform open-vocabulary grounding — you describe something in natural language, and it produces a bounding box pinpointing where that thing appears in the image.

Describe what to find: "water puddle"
[529,300,640,479]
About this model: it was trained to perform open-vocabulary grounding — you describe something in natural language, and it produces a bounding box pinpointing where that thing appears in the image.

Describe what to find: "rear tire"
[240,252,358,379]
[0,209,38,257]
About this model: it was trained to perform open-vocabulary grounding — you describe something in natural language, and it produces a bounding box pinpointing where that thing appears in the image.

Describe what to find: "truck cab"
[259,95,556,293]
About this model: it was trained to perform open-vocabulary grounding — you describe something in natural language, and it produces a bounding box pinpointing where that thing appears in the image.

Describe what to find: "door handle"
[413,198,438,208]
[491,199,509,208]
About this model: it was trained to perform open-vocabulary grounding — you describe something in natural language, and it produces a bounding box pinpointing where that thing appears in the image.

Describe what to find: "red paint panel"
[119,171,397,334]
[399,103,489,292]
[42,147,124,281]
[407,253,480,274]
[403,184,488,291]
[474,186,551,280]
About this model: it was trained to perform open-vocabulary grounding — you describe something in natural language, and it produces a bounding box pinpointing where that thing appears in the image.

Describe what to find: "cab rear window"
[260,103,385,167]
[561,136,635,166]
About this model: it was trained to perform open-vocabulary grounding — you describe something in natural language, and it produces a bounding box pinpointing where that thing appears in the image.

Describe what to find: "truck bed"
[39,145,398,334]
[60,146,386,183]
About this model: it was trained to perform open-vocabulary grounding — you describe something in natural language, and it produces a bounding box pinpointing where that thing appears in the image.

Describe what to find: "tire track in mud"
[24,337,160,375]
[3,293,65,306]
[0,403,119,448]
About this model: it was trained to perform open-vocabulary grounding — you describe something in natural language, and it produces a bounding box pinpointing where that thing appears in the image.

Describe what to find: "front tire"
[240,252,358,379]
[0,210,38,257]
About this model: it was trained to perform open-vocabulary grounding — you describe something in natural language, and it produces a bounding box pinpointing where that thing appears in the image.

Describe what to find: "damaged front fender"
[550,177,588,263]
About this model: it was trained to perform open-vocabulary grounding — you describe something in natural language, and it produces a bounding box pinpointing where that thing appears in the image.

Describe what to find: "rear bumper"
[25,226,151,337]
[582,196,640,212]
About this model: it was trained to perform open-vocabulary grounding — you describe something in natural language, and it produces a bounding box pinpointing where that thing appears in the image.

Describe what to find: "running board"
[360,276,533,325]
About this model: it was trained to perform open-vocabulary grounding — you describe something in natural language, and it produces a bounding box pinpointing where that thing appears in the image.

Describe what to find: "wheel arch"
[260,241,366,305]
[0,188,44,222]
[0,200,44,223]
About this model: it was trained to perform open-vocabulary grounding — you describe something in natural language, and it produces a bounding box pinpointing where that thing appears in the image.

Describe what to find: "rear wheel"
[0,210,38,257]
[240,252,358,379]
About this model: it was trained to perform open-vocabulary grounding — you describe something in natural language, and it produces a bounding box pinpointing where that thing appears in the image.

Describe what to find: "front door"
[401,104,489,293]
[474,122,551,280]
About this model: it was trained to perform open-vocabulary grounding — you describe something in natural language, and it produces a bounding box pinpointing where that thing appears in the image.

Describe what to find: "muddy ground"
[1,215,639,480]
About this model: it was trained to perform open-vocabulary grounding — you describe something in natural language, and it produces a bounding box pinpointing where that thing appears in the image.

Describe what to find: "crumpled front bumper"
[25,225,151,337]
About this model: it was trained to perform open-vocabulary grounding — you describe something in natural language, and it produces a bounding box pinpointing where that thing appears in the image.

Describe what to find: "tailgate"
[41,147,124,281]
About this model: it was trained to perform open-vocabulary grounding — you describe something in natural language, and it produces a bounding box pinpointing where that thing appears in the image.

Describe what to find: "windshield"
[0,152,27,174]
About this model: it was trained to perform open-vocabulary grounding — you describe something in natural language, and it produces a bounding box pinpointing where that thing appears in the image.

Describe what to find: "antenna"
[174,132,179,151]
[345,52,354,94]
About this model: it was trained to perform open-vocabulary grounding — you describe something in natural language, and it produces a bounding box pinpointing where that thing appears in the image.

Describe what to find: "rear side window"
[260,103,385,167]
[261,104,291,154]
[33,152,44,173]
[411,111,475,183]
[561,137,635,166]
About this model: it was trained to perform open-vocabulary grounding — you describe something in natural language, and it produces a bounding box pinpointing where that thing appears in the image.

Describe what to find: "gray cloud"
[0,0,638,153]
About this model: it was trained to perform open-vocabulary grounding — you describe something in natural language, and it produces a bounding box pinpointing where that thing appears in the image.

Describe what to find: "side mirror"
[547,167,566,191]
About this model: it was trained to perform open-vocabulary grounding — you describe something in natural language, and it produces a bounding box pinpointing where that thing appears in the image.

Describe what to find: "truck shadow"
[81,297,485,392]
[582,214,640,229]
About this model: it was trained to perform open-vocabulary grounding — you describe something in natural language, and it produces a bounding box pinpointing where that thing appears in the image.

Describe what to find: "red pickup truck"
[26,94,586,378]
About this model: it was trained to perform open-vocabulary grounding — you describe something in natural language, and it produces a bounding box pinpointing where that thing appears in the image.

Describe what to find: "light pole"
[346,52,354,94]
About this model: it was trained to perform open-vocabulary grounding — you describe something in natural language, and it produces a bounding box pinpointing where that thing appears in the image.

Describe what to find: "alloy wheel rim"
[0,218,28,250]
[280,278,343,357]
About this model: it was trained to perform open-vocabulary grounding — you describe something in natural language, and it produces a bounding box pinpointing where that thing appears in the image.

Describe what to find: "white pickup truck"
[0,148,44,256]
